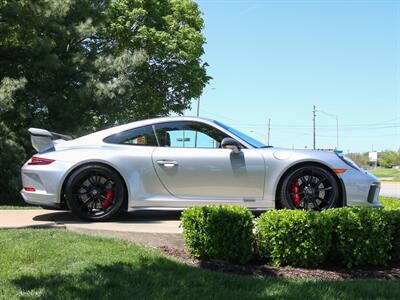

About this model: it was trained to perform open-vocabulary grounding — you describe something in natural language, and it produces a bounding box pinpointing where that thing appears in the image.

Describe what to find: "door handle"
[157,160,178,168]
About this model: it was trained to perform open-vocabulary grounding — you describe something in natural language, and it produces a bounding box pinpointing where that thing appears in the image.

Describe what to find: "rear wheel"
[279,165,339,211]
[65,164,125,221]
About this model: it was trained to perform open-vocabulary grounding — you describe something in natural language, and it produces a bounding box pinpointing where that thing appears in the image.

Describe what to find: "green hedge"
[383,210,400,262]
[181,205,254,264]
[324,208,392,267]
[256,210,332,268]
[181,204,400,268]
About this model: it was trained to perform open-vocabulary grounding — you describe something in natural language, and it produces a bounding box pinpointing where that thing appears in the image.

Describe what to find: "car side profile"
[21,116,381,221]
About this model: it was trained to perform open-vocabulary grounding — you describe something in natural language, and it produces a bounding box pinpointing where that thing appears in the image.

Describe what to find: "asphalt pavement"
[380,183,400,198]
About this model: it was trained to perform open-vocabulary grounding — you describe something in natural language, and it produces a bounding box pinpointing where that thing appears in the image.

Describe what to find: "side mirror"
[221,137,241,154]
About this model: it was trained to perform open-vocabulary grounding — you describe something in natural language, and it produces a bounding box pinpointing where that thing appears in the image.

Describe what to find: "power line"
[200,109,400,129]
[313,105,316,150]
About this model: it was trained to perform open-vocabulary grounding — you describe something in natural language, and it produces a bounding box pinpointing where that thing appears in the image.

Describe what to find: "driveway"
[380,183,400,198]
[0,209,184,249]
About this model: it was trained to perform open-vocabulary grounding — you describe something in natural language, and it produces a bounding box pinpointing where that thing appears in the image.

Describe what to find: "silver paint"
[21,116,381,210]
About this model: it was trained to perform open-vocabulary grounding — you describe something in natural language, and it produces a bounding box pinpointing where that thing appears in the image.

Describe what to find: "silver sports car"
[21,116,381,221]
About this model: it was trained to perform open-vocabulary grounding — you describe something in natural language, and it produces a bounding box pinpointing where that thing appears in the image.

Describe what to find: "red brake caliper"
[102,190,114,209]
[291,179,301,207]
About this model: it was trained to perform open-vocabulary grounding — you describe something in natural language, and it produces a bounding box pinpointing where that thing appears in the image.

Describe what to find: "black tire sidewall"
[279,165,339,210]
[65,164,125,221]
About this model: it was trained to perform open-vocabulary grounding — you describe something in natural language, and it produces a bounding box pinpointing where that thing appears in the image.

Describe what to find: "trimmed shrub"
[255,210,333,268]
[383,210,400,262]
[325,208,392,267]
[181,205,254,264]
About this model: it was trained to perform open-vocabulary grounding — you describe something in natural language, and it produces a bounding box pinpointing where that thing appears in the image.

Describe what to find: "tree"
[0,0,209,203]
[347,152,369,168]
[379,151,400,169]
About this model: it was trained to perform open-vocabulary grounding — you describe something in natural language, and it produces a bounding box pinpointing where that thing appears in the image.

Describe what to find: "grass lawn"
[0,205,42,210]
[370,168,400,181]
[379,197,400,210]
[1,230,400,300]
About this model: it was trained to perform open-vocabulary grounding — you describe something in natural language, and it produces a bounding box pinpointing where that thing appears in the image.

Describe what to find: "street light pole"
[196,97,200,117]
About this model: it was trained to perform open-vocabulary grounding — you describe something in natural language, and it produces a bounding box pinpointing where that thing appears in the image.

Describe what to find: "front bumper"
[340,169,382,207]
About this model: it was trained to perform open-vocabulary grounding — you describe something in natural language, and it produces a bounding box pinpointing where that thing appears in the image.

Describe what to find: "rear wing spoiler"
[28,128,72,153]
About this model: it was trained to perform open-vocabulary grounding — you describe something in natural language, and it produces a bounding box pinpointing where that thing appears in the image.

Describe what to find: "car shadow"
[33,210,183,224]
[33,209,263,225]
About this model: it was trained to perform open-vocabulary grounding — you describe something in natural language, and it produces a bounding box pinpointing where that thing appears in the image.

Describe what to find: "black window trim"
[103,120,250,149]
[103,124,158,147]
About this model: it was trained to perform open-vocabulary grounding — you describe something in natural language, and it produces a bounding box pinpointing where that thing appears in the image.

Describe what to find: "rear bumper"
[20,160,73,208]
[20,189,60,208]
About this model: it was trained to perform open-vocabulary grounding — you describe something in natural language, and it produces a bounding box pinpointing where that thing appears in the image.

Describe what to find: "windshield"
[214,120,267,148]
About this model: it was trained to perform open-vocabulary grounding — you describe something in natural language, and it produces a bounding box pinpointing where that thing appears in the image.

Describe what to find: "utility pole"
[313,105,316,150]
[267,118,271,146]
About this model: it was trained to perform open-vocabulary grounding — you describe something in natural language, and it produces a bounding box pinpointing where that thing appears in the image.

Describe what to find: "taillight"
[27,156,55,166]
[24,187,36,192]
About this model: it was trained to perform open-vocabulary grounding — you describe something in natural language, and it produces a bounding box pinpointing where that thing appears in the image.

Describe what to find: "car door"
[151,121,265,201]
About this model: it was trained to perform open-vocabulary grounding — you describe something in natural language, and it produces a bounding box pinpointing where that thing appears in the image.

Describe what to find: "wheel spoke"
[311,197,319,209]
[314,177,327,187]
[88,176,96,186]
[316,186,333,192]
[74,191,88,196]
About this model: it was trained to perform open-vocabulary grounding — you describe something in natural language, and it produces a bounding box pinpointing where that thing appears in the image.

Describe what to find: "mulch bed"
[156,246,400,280]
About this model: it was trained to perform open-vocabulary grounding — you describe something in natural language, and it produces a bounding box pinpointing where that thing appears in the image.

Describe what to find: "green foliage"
[181,205,254,264]
[382,210,400,262]
[181,203,400,268]
[324,208,392,267]
[379,151,400,168]
[380,197,400,210]
[256,210,332,268]
[0,0,209,203]
[0,77,27,204]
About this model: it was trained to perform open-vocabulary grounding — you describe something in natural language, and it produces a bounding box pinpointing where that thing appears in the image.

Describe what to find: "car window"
[154,121,227,148]
[103,125,158,146]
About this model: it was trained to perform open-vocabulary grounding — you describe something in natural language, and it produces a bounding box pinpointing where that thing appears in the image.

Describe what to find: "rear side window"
[104,125,158,146]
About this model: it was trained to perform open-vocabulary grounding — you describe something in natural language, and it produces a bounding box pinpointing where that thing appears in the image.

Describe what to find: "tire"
[278,165,339,211]
[65,164,126,221]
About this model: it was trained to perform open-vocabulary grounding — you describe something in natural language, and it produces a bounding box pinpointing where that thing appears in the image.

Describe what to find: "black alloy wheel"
[65,164,125,221]
[279,165,339,211]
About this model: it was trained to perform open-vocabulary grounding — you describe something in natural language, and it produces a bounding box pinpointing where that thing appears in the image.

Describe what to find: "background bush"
[256,210,332,268]
[325,208,392,267]
[181,205,254,264]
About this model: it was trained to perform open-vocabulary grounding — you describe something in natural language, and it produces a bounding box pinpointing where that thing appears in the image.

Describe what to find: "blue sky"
[183,0,400,153]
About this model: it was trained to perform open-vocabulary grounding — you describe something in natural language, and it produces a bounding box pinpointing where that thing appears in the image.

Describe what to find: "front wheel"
[279,165,339,211]
[65,164,126,221]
